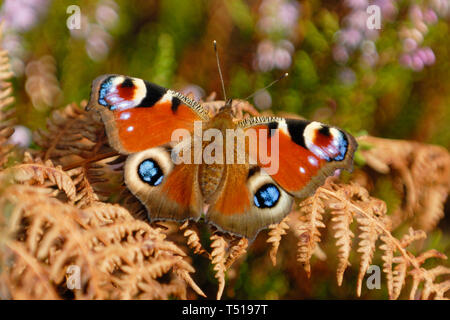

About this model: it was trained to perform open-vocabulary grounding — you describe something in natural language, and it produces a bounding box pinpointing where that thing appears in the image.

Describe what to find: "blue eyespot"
[138,159,164,186]
[333,134,348,161]
[98,77,113,107]
[254,184,280,209]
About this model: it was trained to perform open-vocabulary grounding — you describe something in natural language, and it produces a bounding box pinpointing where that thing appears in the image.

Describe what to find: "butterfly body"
[87,74,357,239]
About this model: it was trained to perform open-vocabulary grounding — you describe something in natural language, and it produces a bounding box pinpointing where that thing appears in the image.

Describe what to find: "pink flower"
[344,0,368,10]
[339,28,362,49]
[8,125,32,148]
[424,9,438,24]
[411,55,424,71]
[403,38,418,53]
[333,45,349,64]
[399,54,412,68]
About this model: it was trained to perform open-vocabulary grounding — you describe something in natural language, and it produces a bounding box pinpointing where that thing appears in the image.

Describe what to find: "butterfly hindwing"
[238,117,357,199]
[205,164,294,239]
[87,74,209,154]
[124,146,203,221]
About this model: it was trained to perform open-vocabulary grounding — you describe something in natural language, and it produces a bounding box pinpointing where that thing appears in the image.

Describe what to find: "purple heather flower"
[339,28,362,49]
[96,1,119,30]
[332,45,349,64]
[86,26,112,61]
[180,85,205,102]
[423,47,436,65]
[403,38,418,53]
[411,55,424,71]
[399,53,412,68]
[344,0,368,10]
[373,0,398,20]
[273,47,292,69]
[8,125,32,148]
[278,1,300,30]
[424,9,438,24]
[345,10,367,31]
[253,89,272,110]
[0,0,49,32]
[409,5,423,23]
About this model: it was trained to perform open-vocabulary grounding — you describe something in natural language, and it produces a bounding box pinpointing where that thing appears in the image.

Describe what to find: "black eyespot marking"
[318,125,331,136]
[286,119,308,148]
[254,183,280,209]
[138,159,164,186]
[171,97,181,114]
[267,122,279,137]
[137,81,167,108]
[121,78,134,88]
[247,166,260,179]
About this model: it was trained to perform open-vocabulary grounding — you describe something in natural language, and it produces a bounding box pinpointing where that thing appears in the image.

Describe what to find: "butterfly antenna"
[213,40,227,101]
[244,72,289,101]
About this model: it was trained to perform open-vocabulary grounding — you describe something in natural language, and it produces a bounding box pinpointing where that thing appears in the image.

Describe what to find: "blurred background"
[0,0,449,299]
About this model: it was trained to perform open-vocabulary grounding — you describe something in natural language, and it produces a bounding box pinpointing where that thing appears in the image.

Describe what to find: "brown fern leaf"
[329,191,354,286]
[319,182,449,299]
[355,199,386,297]
[295,192,326,277]
[1,152,77,202]
[180,220,210,258]
[357,136,450,231]
[210,234,228,300]
[267,216,290,266]
[0,27,16,167]
[33,103,121,205]
[380,234,395,298]
[0,184,203,300]
[225,237,248,269]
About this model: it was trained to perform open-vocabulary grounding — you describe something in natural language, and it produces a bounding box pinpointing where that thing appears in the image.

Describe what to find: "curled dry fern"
[0,182,204,299]
[0,28,15,167]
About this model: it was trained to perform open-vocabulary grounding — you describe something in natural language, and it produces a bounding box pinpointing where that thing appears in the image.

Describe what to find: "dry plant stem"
[62,151,118,171]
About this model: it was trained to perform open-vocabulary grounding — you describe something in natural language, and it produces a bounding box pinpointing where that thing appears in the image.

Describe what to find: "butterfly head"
[217,98,235,116]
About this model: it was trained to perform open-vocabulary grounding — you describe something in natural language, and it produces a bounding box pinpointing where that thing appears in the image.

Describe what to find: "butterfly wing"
[238,116,358,198]
[124,146,203,221]
[87,75,208,221]
[205,164,294,239]
[87,74,209,154]
[205,116,357,239]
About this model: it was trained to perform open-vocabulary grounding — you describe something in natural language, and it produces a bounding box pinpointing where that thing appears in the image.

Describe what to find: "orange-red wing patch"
[114,102,202,152]
[116,82,136,100]
[313,130,333,148]
[161,164,201,208]
[250,125,325,194]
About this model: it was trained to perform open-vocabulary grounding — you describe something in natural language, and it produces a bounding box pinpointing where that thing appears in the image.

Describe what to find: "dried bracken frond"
[0,26,16,167]
[1,152,77,201]
[225,237,248,269]
[33,103,120,205]
[0,181,204,300]
[318,183,449,299]
[267,216,290,266]
[354,202,385,297]
[357,136,450,231]
[210,234,228,300]
[295,191,326,277]
[329,191,354,286]
[180,221,210,258]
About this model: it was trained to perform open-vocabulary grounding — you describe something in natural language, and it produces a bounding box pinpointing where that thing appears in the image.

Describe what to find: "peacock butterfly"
[86,71,357,240]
